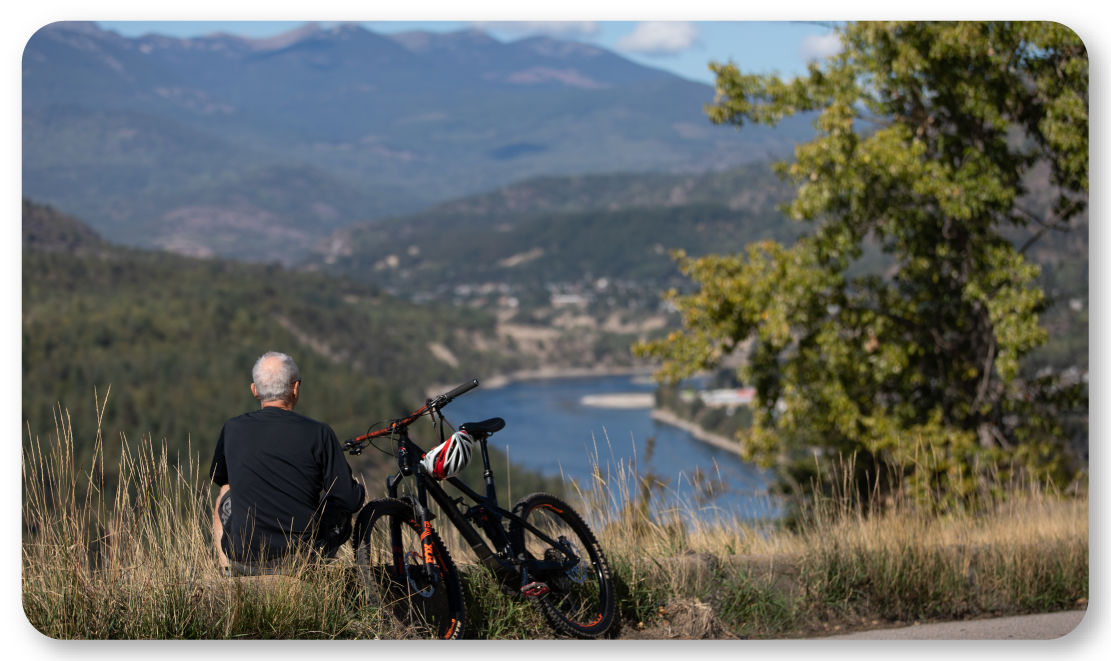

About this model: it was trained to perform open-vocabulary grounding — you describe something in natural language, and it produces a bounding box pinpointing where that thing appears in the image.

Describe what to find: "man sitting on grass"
[210,351,365,574]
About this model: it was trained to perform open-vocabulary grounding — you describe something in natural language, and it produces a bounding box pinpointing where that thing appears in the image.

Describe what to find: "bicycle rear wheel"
[508,493,616,638]
[354,498,465,639]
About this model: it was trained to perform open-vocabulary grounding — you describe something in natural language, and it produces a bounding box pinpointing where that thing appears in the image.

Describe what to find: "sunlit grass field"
[22,407,1087,639]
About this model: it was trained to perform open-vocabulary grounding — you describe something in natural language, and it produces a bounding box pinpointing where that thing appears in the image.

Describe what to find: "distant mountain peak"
[238,22,323,51]
[43,21,104,36]
[386,28,501,54]
[123,22,330,55]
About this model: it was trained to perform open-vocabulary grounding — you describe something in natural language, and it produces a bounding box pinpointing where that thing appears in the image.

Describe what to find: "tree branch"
[1013,203,1055,229]
[971,333,996,412]
[929,327,955,352]
[1019,214,1072,254]
[989,423,1014,450]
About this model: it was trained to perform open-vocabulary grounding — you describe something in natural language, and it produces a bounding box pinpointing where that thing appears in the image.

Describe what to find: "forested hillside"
[308,162,799,297]
[21,200,524,483]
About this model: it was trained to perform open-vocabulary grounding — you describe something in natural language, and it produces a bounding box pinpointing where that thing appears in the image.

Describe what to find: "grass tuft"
[23,405,1086,639]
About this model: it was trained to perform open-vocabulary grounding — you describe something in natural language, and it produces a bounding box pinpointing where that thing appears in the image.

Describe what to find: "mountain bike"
[343,379,616,640]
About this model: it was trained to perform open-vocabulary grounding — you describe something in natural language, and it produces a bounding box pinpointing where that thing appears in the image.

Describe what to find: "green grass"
[22,409,1087,639]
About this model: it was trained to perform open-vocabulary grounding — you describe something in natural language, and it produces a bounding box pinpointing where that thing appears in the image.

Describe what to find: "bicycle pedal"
[520,581,550,598]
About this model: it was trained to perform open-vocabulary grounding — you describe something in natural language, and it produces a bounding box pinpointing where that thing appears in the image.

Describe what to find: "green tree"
[635,22,1088,503]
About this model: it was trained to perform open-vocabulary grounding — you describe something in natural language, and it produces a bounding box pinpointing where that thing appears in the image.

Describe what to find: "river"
[439,374,779,521]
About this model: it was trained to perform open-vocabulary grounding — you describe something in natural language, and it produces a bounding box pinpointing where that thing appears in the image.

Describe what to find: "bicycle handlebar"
[343,378,479,452]
[442,378,479,401]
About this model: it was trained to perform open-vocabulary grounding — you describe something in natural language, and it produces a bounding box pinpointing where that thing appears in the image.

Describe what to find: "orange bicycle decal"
[444,618,457,639]
[537,503,564,514]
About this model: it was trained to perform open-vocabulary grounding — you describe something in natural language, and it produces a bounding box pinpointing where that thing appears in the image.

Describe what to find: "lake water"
[438,374,779,521]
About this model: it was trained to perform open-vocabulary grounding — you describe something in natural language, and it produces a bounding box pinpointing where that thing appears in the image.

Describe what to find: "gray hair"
[252,351,300,403]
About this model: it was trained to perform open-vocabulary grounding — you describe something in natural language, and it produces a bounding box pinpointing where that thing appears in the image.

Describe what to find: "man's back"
[210,407,364,561]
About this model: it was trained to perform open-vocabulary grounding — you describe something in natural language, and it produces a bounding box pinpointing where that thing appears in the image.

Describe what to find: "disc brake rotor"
[560,537,588,584]
[543,537,588,590]
[403,550,435,598]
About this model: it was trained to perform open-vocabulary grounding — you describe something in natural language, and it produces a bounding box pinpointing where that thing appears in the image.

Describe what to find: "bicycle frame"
[379,423,581,590]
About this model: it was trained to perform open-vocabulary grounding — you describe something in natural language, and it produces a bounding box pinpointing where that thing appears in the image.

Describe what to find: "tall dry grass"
[549,433,1088,638]
[22,407,1087,639]
[21,398,397,639]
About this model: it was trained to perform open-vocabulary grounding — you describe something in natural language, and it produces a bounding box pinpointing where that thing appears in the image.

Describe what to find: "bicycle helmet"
[421,430,475,479]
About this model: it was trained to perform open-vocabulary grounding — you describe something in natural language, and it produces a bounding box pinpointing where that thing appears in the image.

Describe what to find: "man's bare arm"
[212,483,231,569]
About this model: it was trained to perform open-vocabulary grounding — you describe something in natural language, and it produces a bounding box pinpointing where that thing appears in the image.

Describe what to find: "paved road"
[814,610,1087,640]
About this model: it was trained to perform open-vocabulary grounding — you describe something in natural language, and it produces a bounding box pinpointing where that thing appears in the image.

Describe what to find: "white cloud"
[617,21,698,55]
[469,21,600,38]
[799,33,841,61]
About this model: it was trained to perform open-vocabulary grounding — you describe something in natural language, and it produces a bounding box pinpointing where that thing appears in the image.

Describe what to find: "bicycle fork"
[413,473,440,584]
[391,437,440,585]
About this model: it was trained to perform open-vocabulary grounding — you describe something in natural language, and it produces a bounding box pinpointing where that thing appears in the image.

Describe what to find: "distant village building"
[551,293,591,307]
[680,387,756,407]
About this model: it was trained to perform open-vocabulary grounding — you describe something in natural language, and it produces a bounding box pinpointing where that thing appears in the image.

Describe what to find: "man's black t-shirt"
[209,407,365,561]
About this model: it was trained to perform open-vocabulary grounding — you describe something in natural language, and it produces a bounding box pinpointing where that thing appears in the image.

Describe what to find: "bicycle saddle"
[459,418,505,435]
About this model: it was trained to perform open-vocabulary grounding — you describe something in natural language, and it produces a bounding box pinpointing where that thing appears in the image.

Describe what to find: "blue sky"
[94,21,842,85]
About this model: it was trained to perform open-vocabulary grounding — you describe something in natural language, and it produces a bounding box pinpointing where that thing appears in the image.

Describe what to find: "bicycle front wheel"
[508,493,616,638]
[354,498,466,639]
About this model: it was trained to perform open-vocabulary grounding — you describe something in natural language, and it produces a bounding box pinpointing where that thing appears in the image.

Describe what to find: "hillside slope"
[307,162,798,296]
[21,200,521,477]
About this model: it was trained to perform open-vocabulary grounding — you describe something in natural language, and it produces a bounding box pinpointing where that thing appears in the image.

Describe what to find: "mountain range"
[23,21,813,264]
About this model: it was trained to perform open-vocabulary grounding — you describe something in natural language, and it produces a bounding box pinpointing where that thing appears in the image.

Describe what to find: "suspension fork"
[413,472,440,583]
[395,430,440,584]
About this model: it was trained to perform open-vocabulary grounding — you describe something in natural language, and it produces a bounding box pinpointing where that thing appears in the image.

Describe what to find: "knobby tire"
[508,492,616,638]
[354,498,466,640]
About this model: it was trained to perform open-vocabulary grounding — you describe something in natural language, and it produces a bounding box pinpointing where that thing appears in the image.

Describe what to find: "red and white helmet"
[421,430,475,480]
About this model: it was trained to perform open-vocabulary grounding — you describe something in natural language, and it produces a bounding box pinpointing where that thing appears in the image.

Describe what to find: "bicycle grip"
[443,379,479,400]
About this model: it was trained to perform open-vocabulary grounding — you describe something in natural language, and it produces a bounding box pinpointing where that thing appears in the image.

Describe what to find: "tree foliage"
[635,22,1088,502]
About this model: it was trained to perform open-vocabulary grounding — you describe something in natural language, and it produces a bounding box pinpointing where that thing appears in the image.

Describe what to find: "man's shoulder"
[285,410,333,434]
[229,409,334,435]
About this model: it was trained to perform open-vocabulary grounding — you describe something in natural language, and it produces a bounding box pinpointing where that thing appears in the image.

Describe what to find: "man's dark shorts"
[219,490,353,575]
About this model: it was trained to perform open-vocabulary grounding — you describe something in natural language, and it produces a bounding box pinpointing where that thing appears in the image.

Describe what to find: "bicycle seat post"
[476,435,498,505]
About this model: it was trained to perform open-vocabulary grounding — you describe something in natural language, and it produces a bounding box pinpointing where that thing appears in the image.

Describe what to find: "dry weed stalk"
[22,403,1086,639]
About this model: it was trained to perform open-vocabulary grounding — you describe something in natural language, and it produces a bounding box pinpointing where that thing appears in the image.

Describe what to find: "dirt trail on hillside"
[810,610,1087,640]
